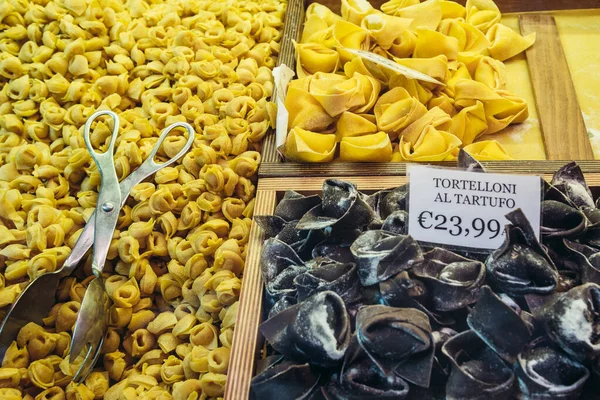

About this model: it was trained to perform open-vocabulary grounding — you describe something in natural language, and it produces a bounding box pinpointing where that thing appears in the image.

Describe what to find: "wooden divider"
[520,14,594,160]
[225,172,600,400]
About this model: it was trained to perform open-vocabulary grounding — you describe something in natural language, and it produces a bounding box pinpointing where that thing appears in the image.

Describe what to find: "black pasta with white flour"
[251,161,600,400]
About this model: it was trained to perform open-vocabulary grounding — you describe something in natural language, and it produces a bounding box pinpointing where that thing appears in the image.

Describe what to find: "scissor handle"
[83,110,120,165]
[58,122,196,275]
[118,121,195,199]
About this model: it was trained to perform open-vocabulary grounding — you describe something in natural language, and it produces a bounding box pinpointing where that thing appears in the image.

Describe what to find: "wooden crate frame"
[225,172,600,400]
[259,0,600,177]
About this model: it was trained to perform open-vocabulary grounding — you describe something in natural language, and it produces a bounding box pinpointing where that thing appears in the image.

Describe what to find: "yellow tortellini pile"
[283,0,535,162]
[0,0,286,398]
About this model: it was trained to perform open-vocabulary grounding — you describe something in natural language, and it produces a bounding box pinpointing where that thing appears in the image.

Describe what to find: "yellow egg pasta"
[0,0,287,397]
[281,0,534,163]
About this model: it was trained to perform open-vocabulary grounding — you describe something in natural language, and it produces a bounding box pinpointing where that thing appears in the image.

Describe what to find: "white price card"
[407,165,542,250]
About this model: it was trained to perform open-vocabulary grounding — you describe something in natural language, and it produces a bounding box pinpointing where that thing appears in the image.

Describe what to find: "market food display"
[0,0,286,398]
[252,161,600,399]
[282,0,536,162]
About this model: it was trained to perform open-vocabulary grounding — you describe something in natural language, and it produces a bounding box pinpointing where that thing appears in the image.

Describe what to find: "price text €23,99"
[416,211,504,239]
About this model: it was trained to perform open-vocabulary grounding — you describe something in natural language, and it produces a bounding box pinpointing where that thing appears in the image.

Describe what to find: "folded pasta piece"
[447,101,488,144]
[284,127,337,163]
[341,0,377,26]
[394,54,449,82]
[295,43,340,78]
[487,23,536,62]
[288,76,311,91]
[462,140,513,160]
[445,61,472,95]
[285,86,336,132]
[351,73,381,113]
[302,4,341,45]
[336,112,378,141]
[303,25,337,49]
[459,54,507,89]
[332,20,371,63]
[389,75,434,104]
[361,12,413,50]
[388,28,417,58]
[465,0,501,33]
[302,15,330,44]
[439,0,467,19]
[374,87,427,139]
[413,28,459,61]
[309,72,365,117]
[438,19,490,54]
[305,3,344,26]
[401,106,452,145]
[340,132,393,162]
[454,79,528,134]
[428,91,456,116]
[380,0,419,16]
[387,0,442,31]
[400,126,462,161]
[344,57,390,86]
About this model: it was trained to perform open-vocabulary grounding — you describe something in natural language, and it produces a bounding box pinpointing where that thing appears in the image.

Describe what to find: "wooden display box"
[224,173,600,400]
[259,0,600,177]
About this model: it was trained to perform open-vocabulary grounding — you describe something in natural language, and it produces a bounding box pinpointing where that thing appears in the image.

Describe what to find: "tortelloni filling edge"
[282,0,535,162]
[0,0,287,398]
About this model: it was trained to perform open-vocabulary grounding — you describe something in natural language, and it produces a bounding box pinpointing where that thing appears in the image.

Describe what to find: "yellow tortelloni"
[28,358,55,389]
[453,78,529,134]
[457,54,507,91]
[384,0,442,31]
[65,381,96,400]
[374,87,427,140]
[465,0,501,33]
[308,72,371,117]
[160,356,184,385]
[36,386,66,400]
[85,371,109,399]
[213,239,245,277]
[3,341,29,369]
[283,127,336,163]
[361,12,412,52]
[331,20,371,64]
[339,132,393,162]
[413,28,459,61]
[335,112,377,141]
[486,23,536,62]
[398,126,462,162]
[199,372,227,398]
[462,140,513,160]
[341,0,377,26]
[285,85,335,132]
[294,43,340,78]
[446,101,488,145]
[438,18,490,55]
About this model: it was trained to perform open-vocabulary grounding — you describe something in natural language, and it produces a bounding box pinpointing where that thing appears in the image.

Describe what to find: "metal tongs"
[0,110,195,381]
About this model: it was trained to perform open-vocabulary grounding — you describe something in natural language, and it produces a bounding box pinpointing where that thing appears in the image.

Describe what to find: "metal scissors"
[0,110,195,381]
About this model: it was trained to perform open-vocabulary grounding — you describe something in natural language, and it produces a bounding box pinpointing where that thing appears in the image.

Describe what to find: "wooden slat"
[224,189,276,400]
[259,160,600,177]
[256,172,600,191]
[307,0,600,14]
[264,0,304,163]
[519,14,594,161]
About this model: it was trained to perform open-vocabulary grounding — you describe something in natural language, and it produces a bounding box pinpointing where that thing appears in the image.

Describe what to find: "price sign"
[408,165,542,250]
